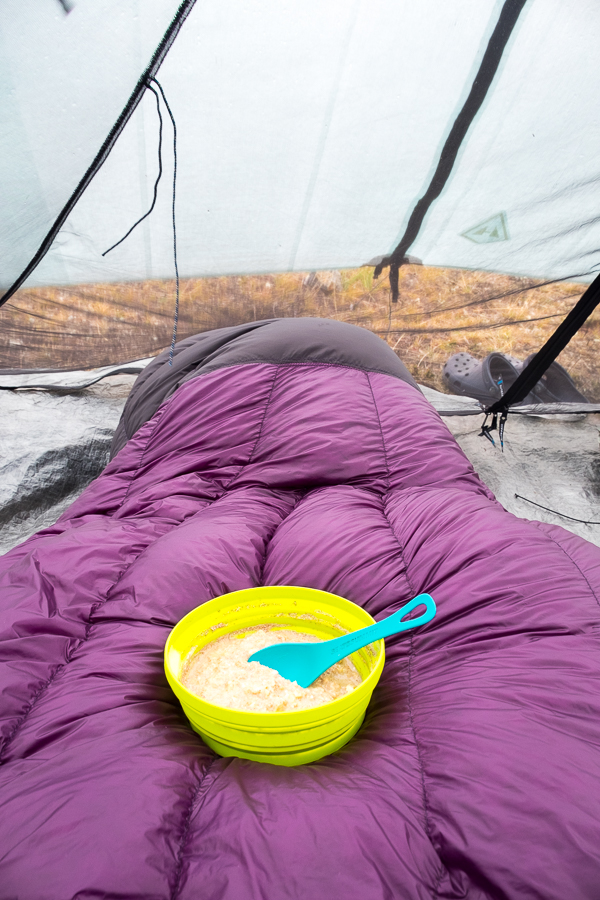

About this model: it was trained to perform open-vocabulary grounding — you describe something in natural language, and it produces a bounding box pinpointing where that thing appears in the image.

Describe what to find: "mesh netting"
[2,266,598,401]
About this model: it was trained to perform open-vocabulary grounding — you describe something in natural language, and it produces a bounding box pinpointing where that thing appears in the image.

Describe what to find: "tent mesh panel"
[1,267,598,401]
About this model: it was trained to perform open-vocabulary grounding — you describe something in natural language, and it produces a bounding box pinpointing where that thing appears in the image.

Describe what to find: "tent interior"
[2,0,600,552]
[2,1,600,898]
[3,358,600,556]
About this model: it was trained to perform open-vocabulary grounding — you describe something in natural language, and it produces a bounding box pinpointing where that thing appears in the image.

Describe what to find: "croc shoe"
[521,354,589,403]
[442,352,538,405]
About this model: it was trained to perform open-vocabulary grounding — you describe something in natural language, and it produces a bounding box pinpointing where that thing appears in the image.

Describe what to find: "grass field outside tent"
[2,266,598,400]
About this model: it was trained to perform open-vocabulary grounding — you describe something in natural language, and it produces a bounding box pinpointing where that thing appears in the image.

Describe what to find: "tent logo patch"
[461,212,509,244]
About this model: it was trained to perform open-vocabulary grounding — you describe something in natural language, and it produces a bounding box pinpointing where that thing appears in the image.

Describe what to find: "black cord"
[102,85,163,257]
[375,311,563,336]
[376,287,586,323]
[1,0,198,309]
[151,78,179,366]
[515,493,600,525]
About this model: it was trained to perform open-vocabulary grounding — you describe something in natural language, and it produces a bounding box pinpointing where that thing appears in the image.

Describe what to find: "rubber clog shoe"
[521,355,589,403]
[442,352,537,405]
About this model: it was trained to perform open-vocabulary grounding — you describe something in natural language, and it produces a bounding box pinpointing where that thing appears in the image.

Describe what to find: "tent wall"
[3,0,600,298]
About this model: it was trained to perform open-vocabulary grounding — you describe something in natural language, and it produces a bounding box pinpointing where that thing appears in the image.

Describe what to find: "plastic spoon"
[247,593,436,688]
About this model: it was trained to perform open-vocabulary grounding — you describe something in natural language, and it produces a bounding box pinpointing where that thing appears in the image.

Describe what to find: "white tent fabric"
[2,0,600,296]
[0,0,180,291]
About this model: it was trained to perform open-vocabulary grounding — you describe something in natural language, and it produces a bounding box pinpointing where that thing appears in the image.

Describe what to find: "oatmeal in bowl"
[164,586,385,766]
[181,625,362,713]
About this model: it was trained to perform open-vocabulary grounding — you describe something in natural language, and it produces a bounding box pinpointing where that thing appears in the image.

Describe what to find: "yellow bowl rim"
[164,585,385,723]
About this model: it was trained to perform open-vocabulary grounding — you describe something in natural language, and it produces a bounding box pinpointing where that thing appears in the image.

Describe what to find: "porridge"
[181,625,362,713]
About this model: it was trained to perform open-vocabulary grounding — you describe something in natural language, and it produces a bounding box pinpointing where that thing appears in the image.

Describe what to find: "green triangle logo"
[461,212,509,244]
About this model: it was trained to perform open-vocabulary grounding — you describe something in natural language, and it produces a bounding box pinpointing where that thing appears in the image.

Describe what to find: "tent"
[2,2,600,897]
[4,0,600,292]
[2,0,600,402]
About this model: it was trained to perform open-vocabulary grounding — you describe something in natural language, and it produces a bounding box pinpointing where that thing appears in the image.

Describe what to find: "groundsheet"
[1,378,598,554]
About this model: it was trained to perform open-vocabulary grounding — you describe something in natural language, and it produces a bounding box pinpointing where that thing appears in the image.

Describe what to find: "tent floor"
[1,377,599,555]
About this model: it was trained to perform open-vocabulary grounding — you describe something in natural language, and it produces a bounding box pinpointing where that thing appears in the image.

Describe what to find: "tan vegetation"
[2,265,598,400]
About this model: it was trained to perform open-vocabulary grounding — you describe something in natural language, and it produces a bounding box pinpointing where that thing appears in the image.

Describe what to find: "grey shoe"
[520,355,588,403]
[442,352,537,405]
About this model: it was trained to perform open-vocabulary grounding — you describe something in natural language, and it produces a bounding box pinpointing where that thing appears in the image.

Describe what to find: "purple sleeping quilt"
[1,317,600,900]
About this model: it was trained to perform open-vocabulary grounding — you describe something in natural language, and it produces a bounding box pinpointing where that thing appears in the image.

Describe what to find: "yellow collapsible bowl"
[164,586,385,766]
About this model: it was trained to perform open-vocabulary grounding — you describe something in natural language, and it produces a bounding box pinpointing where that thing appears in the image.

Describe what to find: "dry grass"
[2,265,599,400]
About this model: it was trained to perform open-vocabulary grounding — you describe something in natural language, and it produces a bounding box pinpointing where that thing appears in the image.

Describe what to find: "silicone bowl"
[164,585,385,766]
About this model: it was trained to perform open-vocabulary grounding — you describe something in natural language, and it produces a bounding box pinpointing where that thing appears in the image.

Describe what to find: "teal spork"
[247,593,436,688]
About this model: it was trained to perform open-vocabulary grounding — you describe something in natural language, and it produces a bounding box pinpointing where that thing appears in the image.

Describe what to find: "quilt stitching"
[170,756,224,900]
[365,370,391,493]
[119,395,180,509]
[1,398,200,763]
[533,522,600,612]
[368,370,447,895]
[0,548,148,763]
[223,365,280,492]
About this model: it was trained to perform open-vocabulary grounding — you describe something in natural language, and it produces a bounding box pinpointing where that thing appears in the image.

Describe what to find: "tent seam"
[0,0,199,307]
[377,0,528,302]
